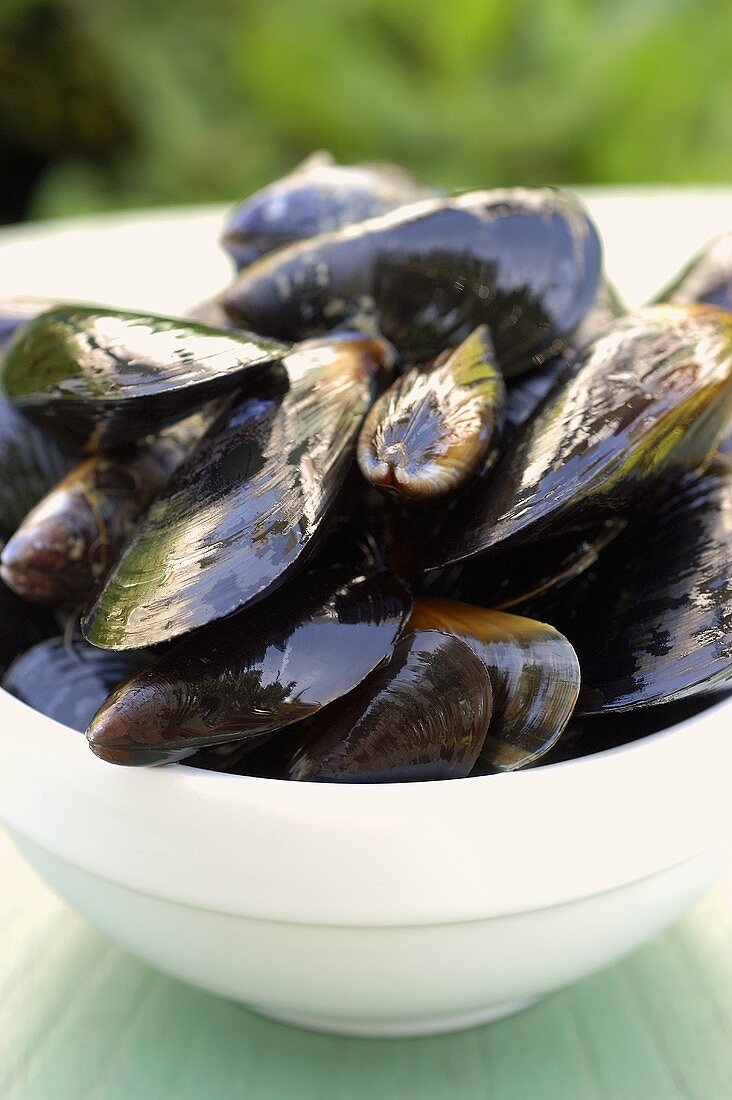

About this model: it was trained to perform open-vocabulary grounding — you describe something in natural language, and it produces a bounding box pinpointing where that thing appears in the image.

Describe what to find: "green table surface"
[1,832,731,1100]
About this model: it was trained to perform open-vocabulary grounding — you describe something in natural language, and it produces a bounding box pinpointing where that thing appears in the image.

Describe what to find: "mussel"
[425,304,732,568]
[419,519,626,618]
[222,151,435,270]
[82,331,390,650]
[657,231,732,313]
[0,412,210,605]
[287,630,492,782]
[87,565,411,765]
[223,188,602,374]
[576,463,732,712]
[503,277,626,439]
[3,633,148,732]
[357,326,504,502]
[409,598,580,770]
[1,306,287,450]
[0,395,75,539]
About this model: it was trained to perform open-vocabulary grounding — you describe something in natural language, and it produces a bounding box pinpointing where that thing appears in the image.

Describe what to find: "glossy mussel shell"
[224,188,602,374]
[222,151,435,270]
[357,326,505,502]
[503,277,626,439]
[1,306,287,450]
[0,411,211,606]
[87,566,411,766]
[0,395,75,539]
[420,519,625,618]
[576,463,732,712]
[409,598,580,770]
[82,332,390,649]
[287,629,492,783]
[425,304,732,568]
[3,634,148,733]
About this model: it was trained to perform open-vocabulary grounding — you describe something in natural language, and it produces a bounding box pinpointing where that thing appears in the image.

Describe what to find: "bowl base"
[248,996,540,1038]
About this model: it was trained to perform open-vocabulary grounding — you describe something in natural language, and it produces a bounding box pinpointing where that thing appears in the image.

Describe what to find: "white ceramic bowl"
[1,193,732,1038]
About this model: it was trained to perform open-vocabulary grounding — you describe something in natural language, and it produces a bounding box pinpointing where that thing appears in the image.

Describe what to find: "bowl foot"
[248,996,540,1038]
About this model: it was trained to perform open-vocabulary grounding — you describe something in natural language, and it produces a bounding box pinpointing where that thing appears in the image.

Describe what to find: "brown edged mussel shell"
[86,565,411,766]
[657,230,732,314]
[1,306,287,450]
[286,629,492,783]
[409,598,580,770]
[0,394,76,539]
[82,331,390,650]
[222,151,436,271]
[224,188,602,375]
[3,633,149,733]
[0,411,211,606]
[425,304,732,569]
[357,326,504,502]
[575,462,732,713]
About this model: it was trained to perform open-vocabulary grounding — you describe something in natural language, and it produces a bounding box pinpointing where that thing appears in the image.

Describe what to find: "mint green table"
[1,831,730,1100]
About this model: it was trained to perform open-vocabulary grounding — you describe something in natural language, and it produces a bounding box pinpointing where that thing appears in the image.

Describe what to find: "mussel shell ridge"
[409,597,580,770]
[287,629,492,783]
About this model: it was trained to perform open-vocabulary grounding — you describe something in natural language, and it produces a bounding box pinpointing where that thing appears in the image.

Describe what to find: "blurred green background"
[1,0,731,224]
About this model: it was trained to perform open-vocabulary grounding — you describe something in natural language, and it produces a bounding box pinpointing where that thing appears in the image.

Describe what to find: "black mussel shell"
[3,633,149,733]
[575,463,732,712]
[86,565,411,766]
[357,326,504,502]
[657,230,732,313]
[420,519,626,617]
[0,394,75,539]
[0,410,211,605]
[82,332,390,650]
[424,304,732,568]
[503,278,626,439]
[503,355,574,440]
[224,188,602,375]
[409,598,580,770]
[287,629,492,783]
[0,577,58,673]
[222,151,436,270]
[1,306,287,450]
[0,297,55,351]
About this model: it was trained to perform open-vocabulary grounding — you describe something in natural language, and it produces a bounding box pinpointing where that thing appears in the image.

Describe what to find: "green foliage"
[1,0,732,220]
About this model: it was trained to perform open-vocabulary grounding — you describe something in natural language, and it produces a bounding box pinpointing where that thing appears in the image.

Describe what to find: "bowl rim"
[1,680,731,792]
[2,684,732,925]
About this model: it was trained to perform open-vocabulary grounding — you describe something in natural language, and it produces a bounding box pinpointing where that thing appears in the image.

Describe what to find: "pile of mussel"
[1,153,731,781]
